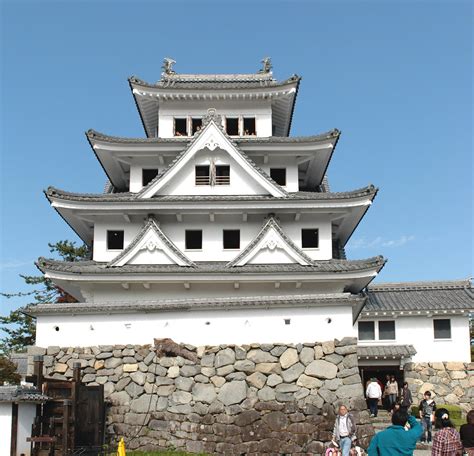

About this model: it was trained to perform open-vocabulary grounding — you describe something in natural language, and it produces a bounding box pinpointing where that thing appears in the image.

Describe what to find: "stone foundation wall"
[30,338,373,455]
[404,362,474,413]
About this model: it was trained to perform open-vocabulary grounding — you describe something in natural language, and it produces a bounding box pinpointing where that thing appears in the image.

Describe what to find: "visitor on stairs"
[399,382,412,414]
[419,391,436,444]
[367,410,422,456]
[431,408,463,456]
[460,410,474,456]
[366,378,382,418]
[385,376,398,411]
[332,404,357,456]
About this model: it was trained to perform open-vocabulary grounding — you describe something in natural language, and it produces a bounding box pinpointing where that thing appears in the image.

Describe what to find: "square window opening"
[191,118,202,135]
[107,230,124,250]
[270,168,287,186]
[215,165,230,185]
[174,118,188,136]
[379,320,396,340]
[434,319,451,339]
[223,230,240,249]
[358,321,375,341]
[226,118,239,136]
[142,168,159,186]
[302,228,319,248]
[185,230,202,250]
[243,117,256,135]
[195,165,210,185]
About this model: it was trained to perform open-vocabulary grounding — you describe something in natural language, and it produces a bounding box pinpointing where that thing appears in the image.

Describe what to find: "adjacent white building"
[30,59,386,347]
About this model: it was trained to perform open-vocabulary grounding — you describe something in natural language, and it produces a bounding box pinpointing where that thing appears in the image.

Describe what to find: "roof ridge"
[368,279,472,292]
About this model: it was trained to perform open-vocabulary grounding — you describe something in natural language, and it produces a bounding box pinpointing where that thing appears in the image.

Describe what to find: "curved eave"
[27,293,366,316]
[129,76,300,138]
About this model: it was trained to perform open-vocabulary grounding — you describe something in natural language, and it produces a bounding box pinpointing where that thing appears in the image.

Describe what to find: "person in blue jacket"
[368,409,422,456]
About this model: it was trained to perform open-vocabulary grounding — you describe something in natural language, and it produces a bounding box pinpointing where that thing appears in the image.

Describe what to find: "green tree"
[0,356,21,384]
[0,240,89,355]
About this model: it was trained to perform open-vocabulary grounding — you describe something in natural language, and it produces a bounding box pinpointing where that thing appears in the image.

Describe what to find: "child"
[418,390,436,444]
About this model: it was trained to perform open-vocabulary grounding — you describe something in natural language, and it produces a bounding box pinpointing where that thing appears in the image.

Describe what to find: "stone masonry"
[404,361,474,413]
[29,338,374,455]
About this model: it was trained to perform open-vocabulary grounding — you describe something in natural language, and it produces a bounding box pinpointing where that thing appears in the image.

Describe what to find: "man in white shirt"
[332,405,357,456]
[366,378,382,417]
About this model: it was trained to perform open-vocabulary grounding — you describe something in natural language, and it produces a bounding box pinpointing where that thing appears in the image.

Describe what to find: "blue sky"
[0,0,472,314]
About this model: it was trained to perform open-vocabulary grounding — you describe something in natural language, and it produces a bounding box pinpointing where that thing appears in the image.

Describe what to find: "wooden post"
[63,399,71,455]
[33,355,44,390]
[11,403,18,456]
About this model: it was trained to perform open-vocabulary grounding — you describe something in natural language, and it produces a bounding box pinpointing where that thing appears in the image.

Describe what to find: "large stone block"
[247,349,278,363]
[322,341,335,355]
[192,383,217,404]
[281,362,305,383]
[305,360,338,379]
[446,362,465,371]
[215,348,235,368]
[246,372,267,389]
[299,346,315,366]
[217,380,247,406]
[280,348,299,369]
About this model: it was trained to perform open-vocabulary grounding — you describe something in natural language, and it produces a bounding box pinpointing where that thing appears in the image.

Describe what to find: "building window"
[142,169,159,186]
[215,165,230,185]
[107,230,124,250]
[191,118,202,135]
[195,165,210,185]
[226,118,239,136]
[185,230,202,250]
[270,168,286,186]
[243,117,256,136]
[301,229,319,248]
[379,320,396,340]
[174,118,187,136]
[358,321,375,341]
[433,319,451,339]
[223,230,240,249]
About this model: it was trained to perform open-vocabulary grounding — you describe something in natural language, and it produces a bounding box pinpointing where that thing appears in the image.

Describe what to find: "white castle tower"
[32,58,385,346]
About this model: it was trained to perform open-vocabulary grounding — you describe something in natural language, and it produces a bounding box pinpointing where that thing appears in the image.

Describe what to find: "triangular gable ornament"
[227,216,314,267]
[138,110,287,199]
[108,218,194,267]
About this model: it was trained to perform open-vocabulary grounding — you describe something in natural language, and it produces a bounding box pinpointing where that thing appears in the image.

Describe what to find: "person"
[419,391,436,444]
[460,410,474,456]
[332,404,357,456]
[385,375,398,410]
[383,375,390,410]
[366,378,382,418]
[431,408,463,455]
[368,409,422,456]
[399,382,412,414]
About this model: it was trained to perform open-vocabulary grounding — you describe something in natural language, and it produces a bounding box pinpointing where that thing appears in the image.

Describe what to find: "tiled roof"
[129,74,300,90]
[37,256,386,275]
[27,293,365,315]
[86,128,340,145]
[9,353,28,376]
[365,279,474,312]
[357,345,416,359]
[227,216,314,267]
[45,185,377,203]
[0,386,49,403]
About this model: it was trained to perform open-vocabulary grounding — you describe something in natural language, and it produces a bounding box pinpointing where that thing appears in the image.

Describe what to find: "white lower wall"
[0,403,12,456]
[17,403,35,456]
[356,315,471,362]
[36,306,356,347]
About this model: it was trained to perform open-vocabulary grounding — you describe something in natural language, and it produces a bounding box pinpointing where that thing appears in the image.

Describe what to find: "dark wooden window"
[142,169,159,186]
[195,165,210,185]
[379,320,396,340]
[174,118,187,136]
[107,230,124,250]
[358,321,375,341]
[270,168,286,186]
[185,230,202,250]
[215,165,230,185]
[191,118,202,134]
[433,319,451,339]
[223,230,240,249]
[301,229,319,248]
[226,118,239,136]
[243,117,256,135]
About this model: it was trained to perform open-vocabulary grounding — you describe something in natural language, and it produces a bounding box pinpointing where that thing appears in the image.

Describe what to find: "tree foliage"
[0,356,21,384]
[0,240,89,355]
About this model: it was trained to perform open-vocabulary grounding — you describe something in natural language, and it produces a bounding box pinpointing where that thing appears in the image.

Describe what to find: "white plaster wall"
[260,156,299,192]
[0,403,12,456]
[158,101,272,138]
[356,316,471,362]
[17,403,36,456]
[93,215,333,263]
[36,306,356,347]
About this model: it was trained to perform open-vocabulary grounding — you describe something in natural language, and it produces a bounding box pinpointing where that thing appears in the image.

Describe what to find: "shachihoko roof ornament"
[161,57,176,76]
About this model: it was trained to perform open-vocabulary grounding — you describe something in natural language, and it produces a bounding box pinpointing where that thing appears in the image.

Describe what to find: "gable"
[228,217,314,267]
[108,219,194,267]
[138,119,287,198]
